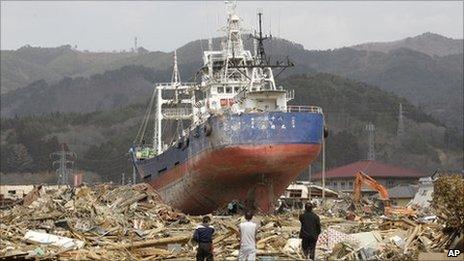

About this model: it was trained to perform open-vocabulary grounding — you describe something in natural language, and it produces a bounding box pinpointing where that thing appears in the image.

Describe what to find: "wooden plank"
[106,235,190,250]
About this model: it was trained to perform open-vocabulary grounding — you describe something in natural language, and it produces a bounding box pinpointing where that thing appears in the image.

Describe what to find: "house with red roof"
[312,160,426,192]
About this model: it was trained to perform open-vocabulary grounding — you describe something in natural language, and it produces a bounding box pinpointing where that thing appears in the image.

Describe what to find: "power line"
[51,143,76,185]
[397,103,406,138]
[365,123,376,161]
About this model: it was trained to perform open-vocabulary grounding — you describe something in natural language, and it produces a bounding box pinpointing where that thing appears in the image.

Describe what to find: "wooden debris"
[106,235,191,250]
[1,181,460,260]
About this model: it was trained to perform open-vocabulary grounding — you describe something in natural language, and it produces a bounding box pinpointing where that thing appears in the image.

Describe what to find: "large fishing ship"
[130,2,325,214]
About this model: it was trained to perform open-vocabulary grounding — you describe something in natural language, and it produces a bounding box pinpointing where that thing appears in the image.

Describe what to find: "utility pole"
[132,165,137,185]
[307,165,312,201]
[366,123,376,160]
[134,37,138,52]
[51,144,76,186]
[322,122,326,200]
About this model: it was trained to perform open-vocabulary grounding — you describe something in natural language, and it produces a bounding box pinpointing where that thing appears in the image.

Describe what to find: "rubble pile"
[0,178,462,260]
[314,216,447,260]
[315,175,464,260]
[432,175,464,233]
[1,184,188,260]
[431,175,464,250]
[0,185,304,260]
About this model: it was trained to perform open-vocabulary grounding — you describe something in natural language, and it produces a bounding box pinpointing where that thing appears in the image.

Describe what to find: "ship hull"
[134,111,323,214]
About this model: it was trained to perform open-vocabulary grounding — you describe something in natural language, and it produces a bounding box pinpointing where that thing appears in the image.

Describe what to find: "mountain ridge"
[350,32,463,57]
[1,33,462,130]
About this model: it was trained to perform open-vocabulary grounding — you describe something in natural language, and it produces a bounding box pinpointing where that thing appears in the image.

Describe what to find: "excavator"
[353,171,416,216]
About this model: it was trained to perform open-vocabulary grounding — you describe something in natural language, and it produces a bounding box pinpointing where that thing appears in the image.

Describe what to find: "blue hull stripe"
[135,111,324,182]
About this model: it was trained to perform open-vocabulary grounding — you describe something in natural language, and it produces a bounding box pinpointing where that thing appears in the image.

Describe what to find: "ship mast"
[251,12,270,65]
[171,50,181,84]
[154,86,161,153]
[153,51,197,155]
[222,0,246,83]
[228,11,294,72]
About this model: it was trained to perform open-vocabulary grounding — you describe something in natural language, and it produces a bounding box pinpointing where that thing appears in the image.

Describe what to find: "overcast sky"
[1,1,463,52]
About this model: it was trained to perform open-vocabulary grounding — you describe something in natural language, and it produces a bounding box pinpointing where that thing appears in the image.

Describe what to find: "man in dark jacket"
[193,216,215,261]
[299,203,321,260]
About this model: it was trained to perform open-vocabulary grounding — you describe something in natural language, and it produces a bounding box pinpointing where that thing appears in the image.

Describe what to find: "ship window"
[234,87,240,93]
[341,181,345,189]
[158,167,167,173]
[217,87,224,93]
[226,87,232,93]
[289,190,302,198]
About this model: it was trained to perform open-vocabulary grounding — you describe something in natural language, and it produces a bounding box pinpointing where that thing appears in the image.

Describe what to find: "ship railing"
[287,105,323,113]
[156,82,197,86]
[155,82,197,89]
[286,89,295,101]
[162,107,193,118]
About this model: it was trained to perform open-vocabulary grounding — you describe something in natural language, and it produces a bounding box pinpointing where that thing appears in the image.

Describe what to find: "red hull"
[150,144,321,215]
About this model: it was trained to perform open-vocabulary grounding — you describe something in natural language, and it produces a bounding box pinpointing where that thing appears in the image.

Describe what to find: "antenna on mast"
[229,11,293,78]
[171,50,181,84]
[251,12,271,65]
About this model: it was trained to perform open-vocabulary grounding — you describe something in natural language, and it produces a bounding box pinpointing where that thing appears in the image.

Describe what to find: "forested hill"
[1,33,462,130]
[351,32,463,57]
[283,74,462,171]
[0,45,159,94]
[1,73,461,183]
[1,66,165,116]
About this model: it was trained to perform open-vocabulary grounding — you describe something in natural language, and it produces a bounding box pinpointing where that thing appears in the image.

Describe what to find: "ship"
[130,1,325,215]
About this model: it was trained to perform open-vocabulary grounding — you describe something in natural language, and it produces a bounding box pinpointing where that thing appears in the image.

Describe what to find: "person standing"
[299,203,321,260]
[193,216,215,261]
[239,211,258,261]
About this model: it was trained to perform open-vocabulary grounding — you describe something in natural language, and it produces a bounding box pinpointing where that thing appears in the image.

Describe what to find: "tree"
[6,144,34,172]
[326,131,362,167]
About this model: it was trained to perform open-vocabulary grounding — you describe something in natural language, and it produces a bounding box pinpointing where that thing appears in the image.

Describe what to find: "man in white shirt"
[239,212,258,261]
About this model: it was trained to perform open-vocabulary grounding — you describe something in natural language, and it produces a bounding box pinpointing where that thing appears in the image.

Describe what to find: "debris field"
[0,175,463,260]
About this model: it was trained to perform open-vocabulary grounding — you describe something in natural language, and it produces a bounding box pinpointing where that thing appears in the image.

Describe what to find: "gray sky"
[1,1,463,52]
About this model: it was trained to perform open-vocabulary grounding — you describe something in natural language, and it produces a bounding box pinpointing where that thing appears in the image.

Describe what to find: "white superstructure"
[136,1,307,158]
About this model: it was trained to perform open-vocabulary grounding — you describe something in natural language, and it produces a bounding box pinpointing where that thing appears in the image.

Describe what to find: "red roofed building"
[312,160,426,192]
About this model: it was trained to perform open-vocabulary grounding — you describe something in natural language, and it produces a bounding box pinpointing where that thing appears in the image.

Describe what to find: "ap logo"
[447,249,461,257]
